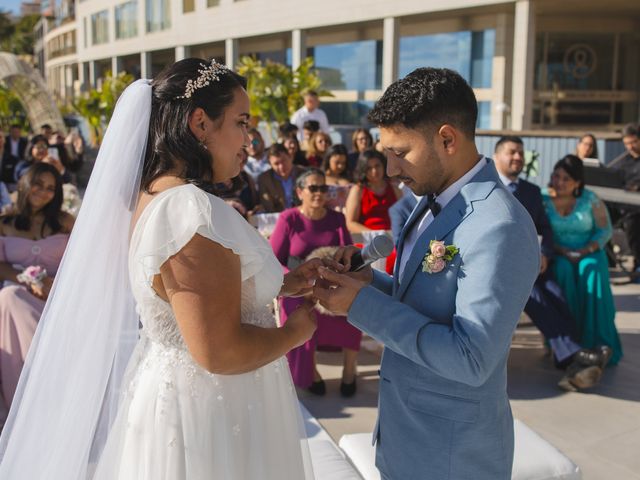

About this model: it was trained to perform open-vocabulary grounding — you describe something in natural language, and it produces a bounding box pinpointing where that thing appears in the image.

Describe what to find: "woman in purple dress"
[270,168,361,397]
[0,163,73,423]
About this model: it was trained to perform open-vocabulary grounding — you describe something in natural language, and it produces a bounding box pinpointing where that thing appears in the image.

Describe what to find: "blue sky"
[2,0,24,15]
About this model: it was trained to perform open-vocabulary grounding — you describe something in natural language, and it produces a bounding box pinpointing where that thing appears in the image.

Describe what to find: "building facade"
[41,0,640,131]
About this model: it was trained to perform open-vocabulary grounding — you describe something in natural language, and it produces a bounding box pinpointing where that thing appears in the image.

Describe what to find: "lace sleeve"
[586,190,613,248]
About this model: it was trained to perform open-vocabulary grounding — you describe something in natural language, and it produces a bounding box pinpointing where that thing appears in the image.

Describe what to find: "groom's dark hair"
[368,68,478,140]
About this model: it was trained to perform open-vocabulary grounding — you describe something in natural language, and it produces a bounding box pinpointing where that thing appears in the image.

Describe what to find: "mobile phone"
[47,147,60,161]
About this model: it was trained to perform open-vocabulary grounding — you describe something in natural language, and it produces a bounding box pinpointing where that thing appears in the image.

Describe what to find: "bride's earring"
[199,138,208,150]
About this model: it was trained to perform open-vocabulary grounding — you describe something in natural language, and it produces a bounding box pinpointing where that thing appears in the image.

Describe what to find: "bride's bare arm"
[158,233,316,375]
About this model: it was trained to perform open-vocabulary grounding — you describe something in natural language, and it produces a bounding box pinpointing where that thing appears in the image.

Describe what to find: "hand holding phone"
[47,147,60,161]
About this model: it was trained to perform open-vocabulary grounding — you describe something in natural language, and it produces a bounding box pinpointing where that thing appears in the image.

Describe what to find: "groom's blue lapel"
[393,196,430,292]
[395,161,499,299]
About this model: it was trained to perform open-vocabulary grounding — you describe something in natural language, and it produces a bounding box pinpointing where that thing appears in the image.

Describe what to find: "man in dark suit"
[2,124,27,184]
[494,136,610,390]
[257,143,306,213]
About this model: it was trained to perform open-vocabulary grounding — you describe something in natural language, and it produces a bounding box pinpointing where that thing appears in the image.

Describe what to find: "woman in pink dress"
[0,163,73,422]
[270,168,361,397]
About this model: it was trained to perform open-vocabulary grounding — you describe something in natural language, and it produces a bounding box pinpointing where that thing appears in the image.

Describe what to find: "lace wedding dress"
[92,184,314,479]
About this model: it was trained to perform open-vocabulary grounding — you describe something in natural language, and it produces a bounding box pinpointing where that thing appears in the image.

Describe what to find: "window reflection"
[115,1,138,40]
[146,0,171,33]
[399,30,495,88]
[309,40,382,91]
[91,10,109,45]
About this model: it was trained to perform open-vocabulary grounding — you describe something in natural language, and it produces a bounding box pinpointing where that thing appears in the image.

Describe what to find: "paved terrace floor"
[300,270,640,480]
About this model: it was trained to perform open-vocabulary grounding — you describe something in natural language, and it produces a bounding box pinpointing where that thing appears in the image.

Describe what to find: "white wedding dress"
[92,184,314,479]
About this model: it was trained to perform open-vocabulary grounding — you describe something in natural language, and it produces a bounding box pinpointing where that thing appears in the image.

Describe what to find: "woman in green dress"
[542,155,623,365]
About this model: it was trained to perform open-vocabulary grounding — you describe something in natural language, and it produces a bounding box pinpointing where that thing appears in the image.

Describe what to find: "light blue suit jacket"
[348,159,540,480]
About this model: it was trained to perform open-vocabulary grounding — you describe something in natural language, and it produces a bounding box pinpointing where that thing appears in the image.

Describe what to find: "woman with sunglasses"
[270,169,361,396]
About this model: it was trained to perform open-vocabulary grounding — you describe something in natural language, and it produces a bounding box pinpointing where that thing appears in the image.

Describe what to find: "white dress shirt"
[398,156,488,281]
[290,107,330,141]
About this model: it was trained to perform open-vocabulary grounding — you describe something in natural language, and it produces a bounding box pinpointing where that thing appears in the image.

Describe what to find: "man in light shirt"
[243,128,270,184]
[291,90,330,142]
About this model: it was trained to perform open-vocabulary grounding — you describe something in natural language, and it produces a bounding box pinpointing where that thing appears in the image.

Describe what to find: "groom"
[314,68,540,479]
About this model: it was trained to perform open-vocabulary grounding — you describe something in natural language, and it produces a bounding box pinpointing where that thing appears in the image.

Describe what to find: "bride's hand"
[284,301,317,348]
[280,258,324,297]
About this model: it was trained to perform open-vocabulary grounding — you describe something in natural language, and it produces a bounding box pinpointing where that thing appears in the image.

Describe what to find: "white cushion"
[338,420,582,480]
[299,403,363,480]
[513,419,581,480]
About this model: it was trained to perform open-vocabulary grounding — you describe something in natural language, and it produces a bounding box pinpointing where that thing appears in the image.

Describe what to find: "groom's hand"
[280,258,324,297]
[329,245,374,284]
[313,267,367,316]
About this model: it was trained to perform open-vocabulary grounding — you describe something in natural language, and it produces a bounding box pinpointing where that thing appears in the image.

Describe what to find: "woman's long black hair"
[3,162,64,235]
[141,58,247,193]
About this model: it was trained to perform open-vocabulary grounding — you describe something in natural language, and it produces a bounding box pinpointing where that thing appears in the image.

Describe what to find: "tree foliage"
[0,11,40,56]
[0,83,29,131]
[72,71,134,145]
[236,57,331,140]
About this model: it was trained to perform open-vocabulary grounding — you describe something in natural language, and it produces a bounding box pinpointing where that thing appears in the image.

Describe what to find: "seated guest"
[347,128,373,171]
[243,128,270,184]
[543,155,623,366]
[305,131,331,168]
[575,133,598,161]
[216,148,259,217]
[283,132,308,167]
[345,149,402,233]
[15,135,72,184]
[2,125,27,185]
[495,137,611,390]
[257,144,305,213]
[0,163,73,419]
[608,123,640,275]
[270,169,359,396]
[301,120,320,152]
[322,144,351,211]
[278,122,298,142]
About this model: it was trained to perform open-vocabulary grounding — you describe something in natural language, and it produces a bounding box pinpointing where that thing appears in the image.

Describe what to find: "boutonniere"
[422,240,460,274]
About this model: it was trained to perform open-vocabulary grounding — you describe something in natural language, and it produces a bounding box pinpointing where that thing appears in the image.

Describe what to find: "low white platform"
[338,419,582,480]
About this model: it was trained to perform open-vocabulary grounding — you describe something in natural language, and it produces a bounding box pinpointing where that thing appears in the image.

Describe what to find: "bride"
[0,59,318,479]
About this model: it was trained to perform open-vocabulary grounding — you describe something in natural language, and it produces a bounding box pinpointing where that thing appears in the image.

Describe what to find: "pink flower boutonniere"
[422,240,459,274]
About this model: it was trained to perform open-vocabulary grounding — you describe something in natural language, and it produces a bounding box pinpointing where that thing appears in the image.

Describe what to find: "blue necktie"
[508,182,517,194]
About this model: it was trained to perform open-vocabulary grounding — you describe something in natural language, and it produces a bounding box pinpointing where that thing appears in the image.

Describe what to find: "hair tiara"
[176,59,231,99]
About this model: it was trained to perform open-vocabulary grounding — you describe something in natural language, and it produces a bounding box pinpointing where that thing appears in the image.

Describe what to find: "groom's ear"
[437,125,457,154]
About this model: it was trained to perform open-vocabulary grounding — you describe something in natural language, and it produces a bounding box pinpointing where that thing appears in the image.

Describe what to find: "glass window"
[115,1,138,40]
[91,10,109,45]
[184,0,195,12]
[399,30,495,87]
[146,0,171,33]
[321,101,375,126]
[207,0,219,6]
[308,40,382,91]
[476,101,491,129]
[83,16,87,48]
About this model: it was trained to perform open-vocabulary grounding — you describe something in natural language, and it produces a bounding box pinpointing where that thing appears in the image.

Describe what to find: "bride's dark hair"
[141,58,247,193]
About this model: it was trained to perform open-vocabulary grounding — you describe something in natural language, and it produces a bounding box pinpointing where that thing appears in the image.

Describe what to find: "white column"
[111,56,122,76]
[140,51,152,79]
[175,45,189,61]
[382,17,399,89]
[291,29,306,70]
[78,61,86,89]
[65,64,73,99]
[225,38,238,70]
[490,13,513,130]
[88,60,97,88]
[511,0,536,130]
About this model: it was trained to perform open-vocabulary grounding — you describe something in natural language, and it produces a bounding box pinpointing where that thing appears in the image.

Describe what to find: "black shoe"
[575,346,613,370]
[562,360,603,390]
[340,379,357,397]
[308,380,326,396]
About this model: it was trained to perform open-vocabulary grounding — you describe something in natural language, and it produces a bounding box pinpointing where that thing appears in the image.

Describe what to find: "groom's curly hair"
[368,68,478,139]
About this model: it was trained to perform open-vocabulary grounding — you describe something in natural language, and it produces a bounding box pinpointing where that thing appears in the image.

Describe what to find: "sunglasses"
[305,185,329,193]
[250,139,261,146]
